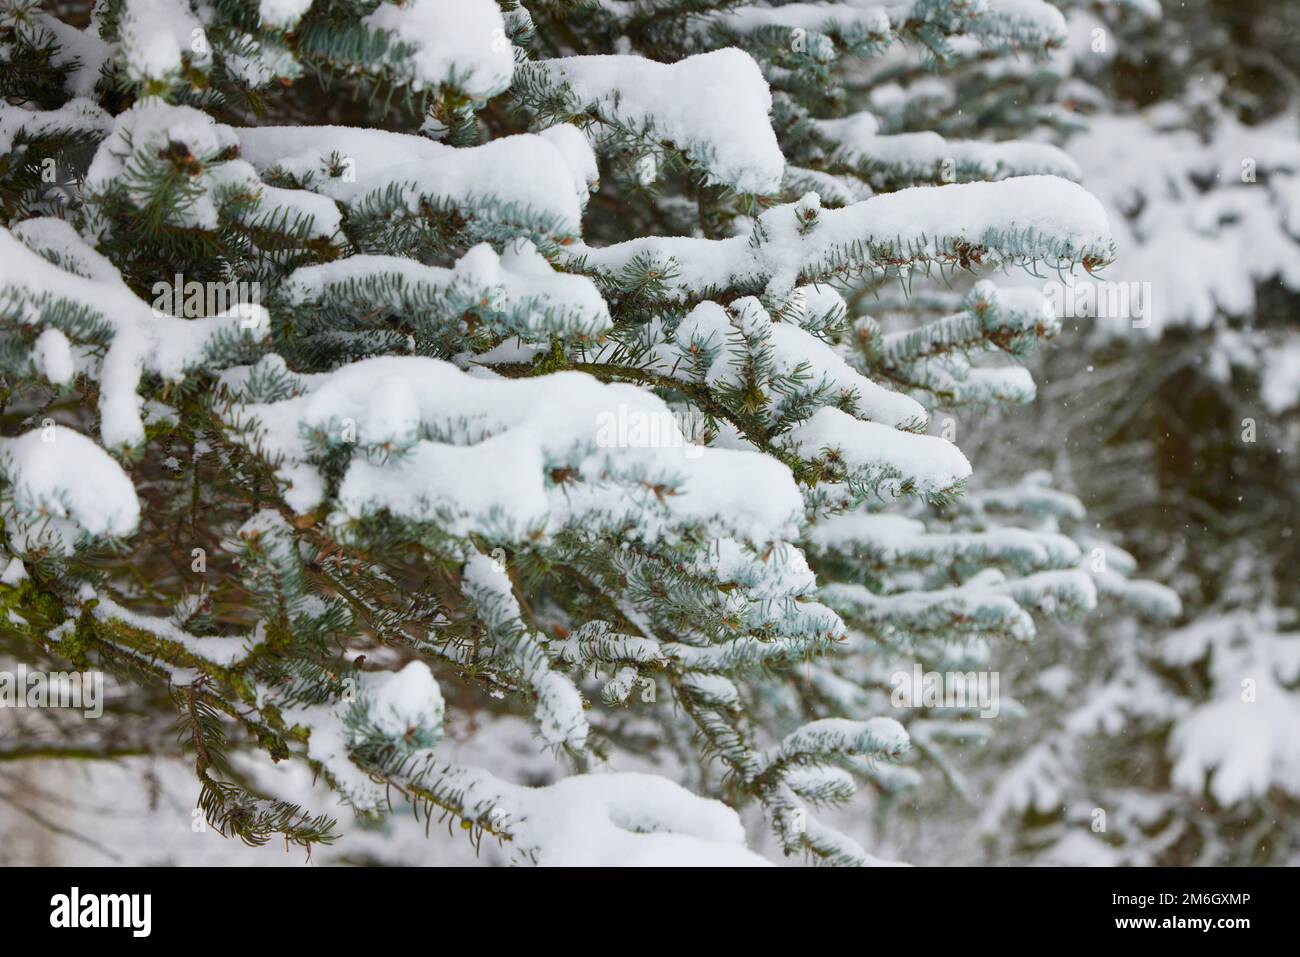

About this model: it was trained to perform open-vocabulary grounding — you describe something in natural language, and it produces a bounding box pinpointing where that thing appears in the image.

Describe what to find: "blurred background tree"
[883,0,1300,866]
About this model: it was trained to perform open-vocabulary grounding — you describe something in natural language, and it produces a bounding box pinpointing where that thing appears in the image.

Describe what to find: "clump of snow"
[783,407,972,496]
[763,716,910,770]
[717,3,891,41]
[526,49,784,194]
[1,557,27,585]
[1260,340,1300,414]
[978,0,1068,46]
[362,0,513,99]
[84,101,341,241]
[118,0,210,84]
[237,127,591,240]
[817,120,1081,182]
[0,426,141,547]
[808,511,1082,571]
[38,14,112,98]
[86,100,240,233]
[284,241,611,342]
[259,0,314,31]
[572,176,1114,303]
[365,661,446,740]
[228,355,806,545]
[538,123,601,205]
[432,764,769,866]
[32,328,75,386]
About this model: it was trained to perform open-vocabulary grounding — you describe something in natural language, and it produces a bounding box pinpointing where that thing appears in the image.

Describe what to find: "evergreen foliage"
[0,0,1195,865]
